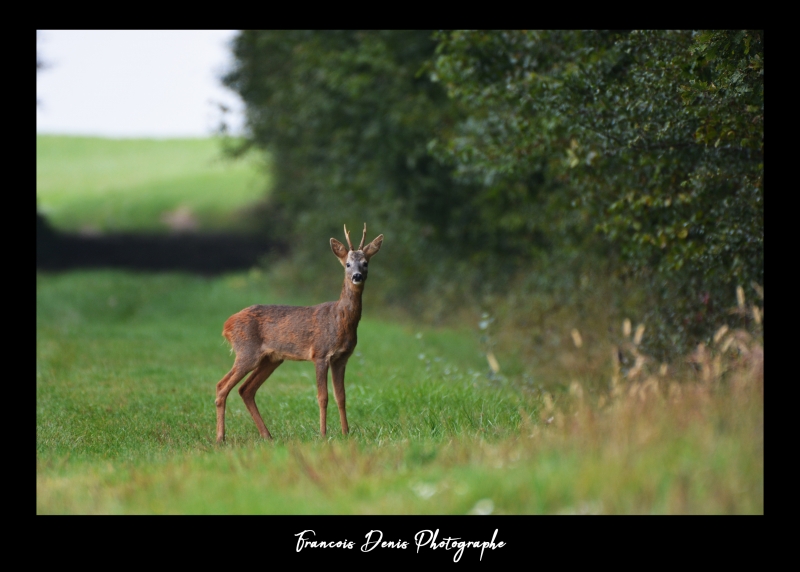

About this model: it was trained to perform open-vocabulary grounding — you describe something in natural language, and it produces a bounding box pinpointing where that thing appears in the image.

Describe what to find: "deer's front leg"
[331,357,349,435]
[315,359,329,436]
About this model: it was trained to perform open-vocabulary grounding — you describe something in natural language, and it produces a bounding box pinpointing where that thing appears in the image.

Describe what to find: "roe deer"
[215,223,383,442]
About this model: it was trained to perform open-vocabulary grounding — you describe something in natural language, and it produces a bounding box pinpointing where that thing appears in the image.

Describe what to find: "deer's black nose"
[353,273,363,283]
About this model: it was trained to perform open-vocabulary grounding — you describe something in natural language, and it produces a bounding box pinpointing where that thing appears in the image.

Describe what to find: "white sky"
[36,30,246,138]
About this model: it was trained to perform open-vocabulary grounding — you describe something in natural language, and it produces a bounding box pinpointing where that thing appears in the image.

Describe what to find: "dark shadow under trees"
[36,212,285,275]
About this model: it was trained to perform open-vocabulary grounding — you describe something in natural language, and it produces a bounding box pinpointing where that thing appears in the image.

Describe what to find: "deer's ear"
[330,238,349,265]
[362,234,383,261]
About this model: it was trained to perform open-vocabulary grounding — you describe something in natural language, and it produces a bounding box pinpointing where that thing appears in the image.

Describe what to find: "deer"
[215,223,383,443]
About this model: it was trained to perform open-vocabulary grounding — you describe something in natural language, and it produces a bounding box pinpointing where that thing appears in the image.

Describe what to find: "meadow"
[36,135,269,233]
[36,136,763,514]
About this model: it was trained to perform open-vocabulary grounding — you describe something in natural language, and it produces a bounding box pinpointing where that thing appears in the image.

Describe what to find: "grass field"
[36,137,763,514]
[36,270,763,514]
[36,135,269,233]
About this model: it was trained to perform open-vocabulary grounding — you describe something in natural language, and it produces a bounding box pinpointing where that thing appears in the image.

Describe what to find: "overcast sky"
[36,30,246,138]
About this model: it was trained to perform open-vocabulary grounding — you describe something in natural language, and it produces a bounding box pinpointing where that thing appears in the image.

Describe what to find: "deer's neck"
[337,280,363,327]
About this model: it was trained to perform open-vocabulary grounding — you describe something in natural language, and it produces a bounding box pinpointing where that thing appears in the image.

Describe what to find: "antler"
[358,223,367,251]
[343,224,353,251]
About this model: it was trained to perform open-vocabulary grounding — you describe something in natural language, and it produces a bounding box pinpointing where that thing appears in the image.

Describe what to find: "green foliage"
[223,31,451,243]
[222,31,577,314]
[223,30,763,356]
[431,30,763,355]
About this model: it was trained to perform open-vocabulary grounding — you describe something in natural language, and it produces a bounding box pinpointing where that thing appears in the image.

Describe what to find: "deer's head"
[331,223,383,287]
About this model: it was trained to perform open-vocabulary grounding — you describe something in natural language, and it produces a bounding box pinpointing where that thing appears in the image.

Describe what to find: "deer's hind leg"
[215,354,259,443]
[239,358,283,440]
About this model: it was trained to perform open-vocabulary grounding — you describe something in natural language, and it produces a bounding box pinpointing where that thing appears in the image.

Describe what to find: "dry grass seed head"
[571,328,583,348]
[720,335,735,353]
[633,324,645,345]
[627,354,647,380]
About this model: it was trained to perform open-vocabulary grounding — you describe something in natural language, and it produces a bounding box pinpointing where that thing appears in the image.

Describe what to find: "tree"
[431,30,763,353]
[223,31,555,305]
[223,30,763,355]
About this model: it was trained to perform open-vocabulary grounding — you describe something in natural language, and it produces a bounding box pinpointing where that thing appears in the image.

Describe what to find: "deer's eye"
[363,262,368,268]
[346,263,350,267]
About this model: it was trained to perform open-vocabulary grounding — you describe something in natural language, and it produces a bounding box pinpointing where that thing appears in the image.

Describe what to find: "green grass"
[35,136,762,514]
[36,270,763,514]
[36,135,269,233]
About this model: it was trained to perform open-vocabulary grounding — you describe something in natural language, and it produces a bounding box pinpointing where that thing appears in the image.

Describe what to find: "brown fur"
[215,226,383,442]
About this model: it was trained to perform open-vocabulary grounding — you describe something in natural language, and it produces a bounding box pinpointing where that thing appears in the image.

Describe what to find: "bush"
[223,30,763,357]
